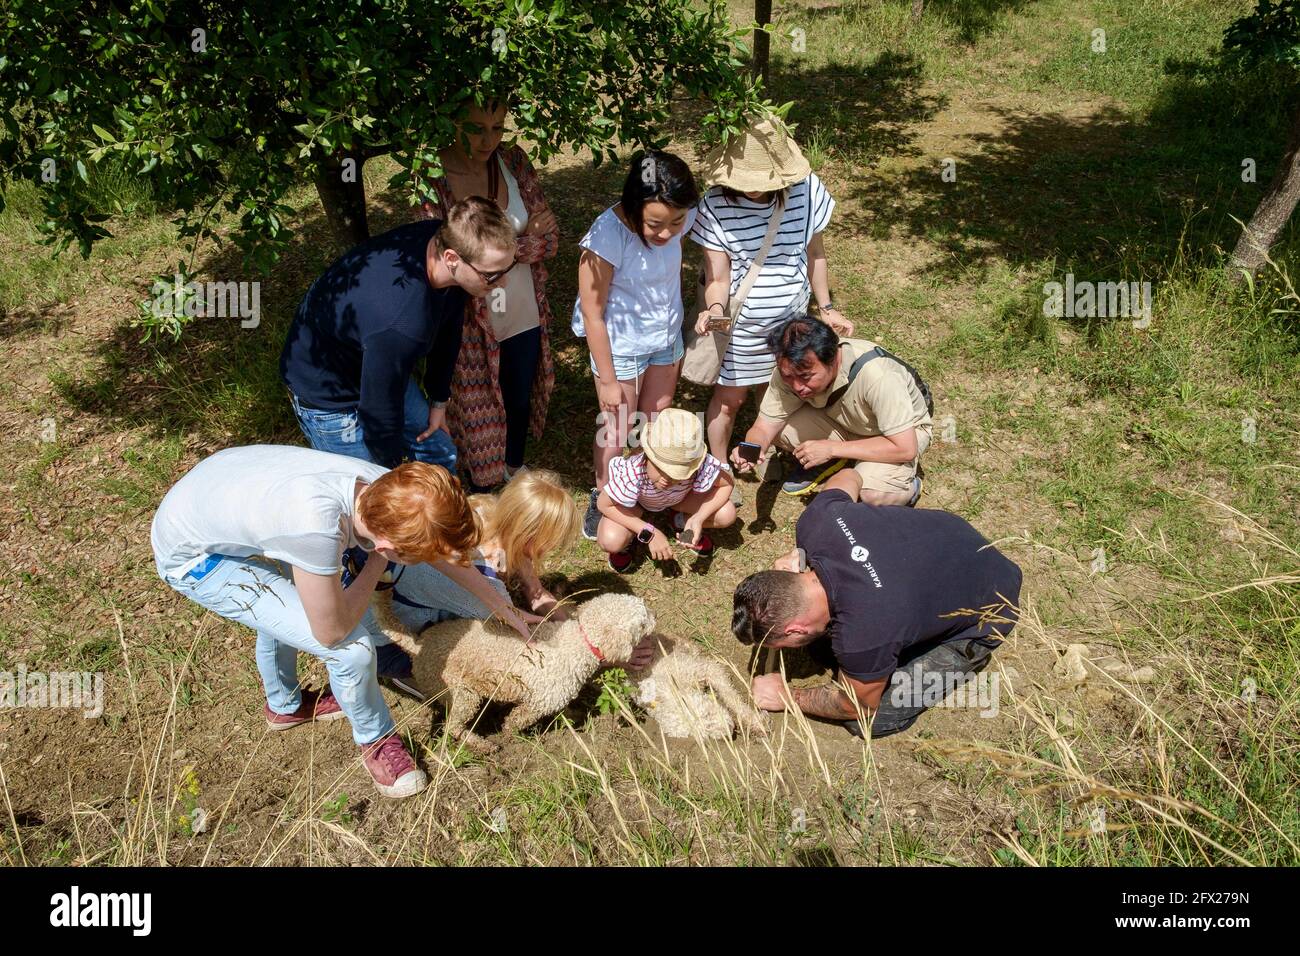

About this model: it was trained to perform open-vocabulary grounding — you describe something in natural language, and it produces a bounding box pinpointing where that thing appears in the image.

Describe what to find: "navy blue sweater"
[280,220,466,468]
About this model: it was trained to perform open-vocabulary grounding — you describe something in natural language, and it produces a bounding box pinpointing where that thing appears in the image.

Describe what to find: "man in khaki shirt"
[730,316,932,505]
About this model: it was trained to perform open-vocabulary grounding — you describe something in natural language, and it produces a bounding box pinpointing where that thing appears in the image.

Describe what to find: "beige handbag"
[681,206,783,386]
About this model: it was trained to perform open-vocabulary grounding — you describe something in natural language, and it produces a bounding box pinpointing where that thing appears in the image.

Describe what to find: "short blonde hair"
[359,462,480,565]
[473,470,579,575]
[436,195,516,264]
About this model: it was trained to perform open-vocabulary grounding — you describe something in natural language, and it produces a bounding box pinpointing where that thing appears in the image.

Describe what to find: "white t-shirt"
[571,205,698,357]
[150,445,387,580]
[688,175,834,324]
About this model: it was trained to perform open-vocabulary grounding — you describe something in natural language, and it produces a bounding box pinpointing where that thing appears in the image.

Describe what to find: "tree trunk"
[1231,103,1300,281]
[314,148,370,248]
[752,0,772,87]
[911,0,925,22]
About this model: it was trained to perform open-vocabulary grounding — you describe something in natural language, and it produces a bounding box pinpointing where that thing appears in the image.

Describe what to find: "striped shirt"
[605,452,723,513]
[688,174,835,326]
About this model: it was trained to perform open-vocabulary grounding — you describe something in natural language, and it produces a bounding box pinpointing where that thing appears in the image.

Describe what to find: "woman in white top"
[420,96,560,495]
[689,117,853,467]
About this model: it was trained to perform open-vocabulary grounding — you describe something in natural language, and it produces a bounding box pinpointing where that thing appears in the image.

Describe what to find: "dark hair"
[732,571,807,646]
[766,315,840,369]
[720,186,787,209]
[620,149,699,246]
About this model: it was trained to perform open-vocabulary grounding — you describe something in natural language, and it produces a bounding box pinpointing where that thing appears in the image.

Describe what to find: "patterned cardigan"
[418,144,558,486]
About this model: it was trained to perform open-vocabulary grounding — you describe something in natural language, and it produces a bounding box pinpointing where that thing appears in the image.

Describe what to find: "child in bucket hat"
[595,408,737,572]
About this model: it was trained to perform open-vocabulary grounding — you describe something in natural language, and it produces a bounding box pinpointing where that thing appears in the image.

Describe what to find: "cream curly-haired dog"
[373,591,655,753]
[632,634,767,740]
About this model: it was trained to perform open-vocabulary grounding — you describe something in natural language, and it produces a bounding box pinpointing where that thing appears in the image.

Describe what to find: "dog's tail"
[370,590,423,658]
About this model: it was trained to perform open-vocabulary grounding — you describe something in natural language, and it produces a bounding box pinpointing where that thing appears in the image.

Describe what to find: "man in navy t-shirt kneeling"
[731,467,1022,738]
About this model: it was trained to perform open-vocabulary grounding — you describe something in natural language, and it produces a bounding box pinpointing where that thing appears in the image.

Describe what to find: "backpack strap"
[824,343,935,417]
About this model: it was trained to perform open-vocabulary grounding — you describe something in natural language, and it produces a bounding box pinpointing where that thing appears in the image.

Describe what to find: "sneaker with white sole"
[360,732,428,798]
[781,458,848,496]
[582,487,601,541]
[264,688,346,731]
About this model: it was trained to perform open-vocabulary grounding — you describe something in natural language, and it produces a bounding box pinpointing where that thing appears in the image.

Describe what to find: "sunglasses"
[461,255,516,285]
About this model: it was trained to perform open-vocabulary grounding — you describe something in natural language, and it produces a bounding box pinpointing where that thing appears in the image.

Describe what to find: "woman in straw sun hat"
[688,114,852,485]
[594,407,737,573]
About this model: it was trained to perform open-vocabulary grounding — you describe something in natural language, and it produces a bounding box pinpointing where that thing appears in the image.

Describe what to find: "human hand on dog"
[500,605,545,644]
[625,634,657,671]
[751,673,789,712]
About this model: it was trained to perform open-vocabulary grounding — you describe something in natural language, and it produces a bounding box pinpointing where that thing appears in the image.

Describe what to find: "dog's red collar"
[579,622,605,662]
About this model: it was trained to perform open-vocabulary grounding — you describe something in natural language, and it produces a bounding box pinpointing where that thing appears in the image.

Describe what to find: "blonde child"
[596,408,736,572]
[572,149,700,541]
[470,468,581,619]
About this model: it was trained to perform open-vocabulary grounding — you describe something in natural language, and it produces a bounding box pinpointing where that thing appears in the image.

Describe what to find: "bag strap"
[727,204,783,321]
[825,343,935,416]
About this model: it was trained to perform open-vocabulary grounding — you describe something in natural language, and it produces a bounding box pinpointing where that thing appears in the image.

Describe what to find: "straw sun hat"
[703,115,811,192]
[641,408,707,481]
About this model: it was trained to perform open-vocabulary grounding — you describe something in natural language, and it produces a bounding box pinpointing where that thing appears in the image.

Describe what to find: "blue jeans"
[162,555,504,745]
[290,376,458,472]
[589,335,684,381]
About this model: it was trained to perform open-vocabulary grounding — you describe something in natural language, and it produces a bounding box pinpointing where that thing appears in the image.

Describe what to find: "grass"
[0,0,1297,866]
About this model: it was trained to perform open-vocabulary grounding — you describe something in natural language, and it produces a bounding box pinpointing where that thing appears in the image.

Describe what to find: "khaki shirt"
[758,338,931,438]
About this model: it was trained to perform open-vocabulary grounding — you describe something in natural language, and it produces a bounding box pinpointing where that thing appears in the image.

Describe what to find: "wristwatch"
[817,300,835,313]
[636,524,656,544]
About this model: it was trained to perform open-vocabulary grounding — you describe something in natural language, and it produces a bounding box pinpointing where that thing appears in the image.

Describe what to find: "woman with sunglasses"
[418,94,559,494]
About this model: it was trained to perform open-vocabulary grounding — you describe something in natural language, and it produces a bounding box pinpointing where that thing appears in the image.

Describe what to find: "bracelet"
[706,302,726,312]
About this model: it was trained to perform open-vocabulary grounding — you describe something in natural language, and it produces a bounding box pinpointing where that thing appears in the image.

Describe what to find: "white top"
[486,154,541,342]
[571,205,698,357]
[150,445,386,580]
[688,174,834,323]
[604,451,722,513]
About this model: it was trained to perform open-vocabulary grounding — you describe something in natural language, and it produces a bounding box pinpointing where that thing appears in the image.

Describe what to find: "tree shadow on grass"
[838,57,1300,319]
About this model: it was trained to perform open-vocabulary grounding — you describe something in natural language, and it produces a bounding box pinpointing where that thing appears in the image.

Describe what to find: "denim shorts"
[590,336,684,381]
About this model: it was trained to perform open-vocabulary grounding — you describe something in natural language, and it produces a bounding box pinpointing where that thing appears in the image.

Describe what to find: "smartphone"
[736,441,762,464]
[705,315,731,332]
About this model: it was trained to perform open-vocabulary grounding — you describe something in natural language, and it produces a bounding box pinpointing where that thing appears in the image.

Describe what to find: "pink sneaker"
[264,688,346,731]
[360,733,428,798]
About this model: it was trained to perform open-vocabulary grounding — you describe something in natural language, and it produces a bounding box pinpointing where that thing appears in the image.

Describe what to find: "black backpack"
[826,343,934,417]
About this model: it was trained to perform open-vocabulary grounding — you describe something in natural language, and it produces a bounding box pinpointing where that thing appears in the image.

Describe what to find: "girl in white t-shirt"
[571,150,700,540]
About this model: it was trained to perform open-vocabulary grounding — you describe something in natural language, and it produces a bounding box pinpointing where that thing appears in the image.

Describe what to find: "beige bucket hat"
[641,408,707,481]
[703,115,811,192]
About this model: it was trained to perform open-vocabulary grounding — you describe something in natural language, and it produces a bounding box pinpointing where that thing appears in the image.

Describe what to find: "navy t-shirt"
[795,491,1023,681]
[280,220,466,468]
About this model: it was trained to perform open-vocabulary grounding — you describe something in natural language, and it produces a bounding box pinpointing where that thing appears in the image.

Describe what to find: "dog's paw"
[739,712,770,738]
